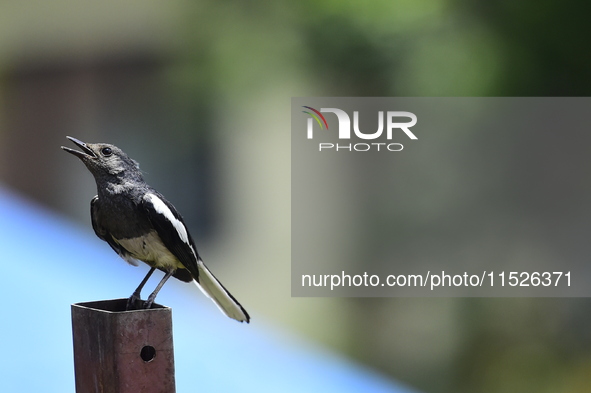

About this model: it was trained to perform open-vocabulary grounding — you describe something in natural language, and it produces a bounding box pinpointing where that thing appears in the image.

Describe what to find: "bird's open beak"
[61,136,97,159]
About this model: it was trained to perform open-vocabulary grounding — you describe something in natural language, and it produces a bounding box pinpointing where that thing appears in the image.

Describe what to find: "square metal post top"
[71,299,175,393]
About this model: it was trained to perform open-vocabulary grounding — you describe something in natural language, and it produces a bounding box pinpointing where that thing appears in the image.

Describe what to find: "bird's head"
[61,136,142,181]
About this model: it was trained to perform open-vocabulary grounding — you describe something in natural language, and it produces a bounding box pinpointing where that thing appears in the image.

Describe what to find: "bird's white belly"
[114,231,181,270]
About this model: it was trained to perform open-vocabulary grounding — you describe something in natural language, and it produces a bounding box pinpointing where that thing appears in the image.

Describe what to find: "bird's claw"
[144,294,156,309]
[126,292,142,311]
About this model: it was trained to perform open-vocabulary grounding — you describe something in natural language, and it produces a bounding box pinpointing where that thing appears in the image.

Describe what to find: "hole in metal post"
[140,345,156,362]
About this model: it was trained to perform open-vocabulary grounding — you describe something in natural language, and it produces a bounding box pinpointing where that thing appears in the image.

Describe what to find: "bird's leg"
[144,270,175,309]
[127,267,156,310]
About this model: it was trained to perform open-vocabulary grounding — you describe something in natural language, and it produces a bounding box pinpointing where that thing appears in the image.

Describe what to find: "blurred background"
[1,1,591,392]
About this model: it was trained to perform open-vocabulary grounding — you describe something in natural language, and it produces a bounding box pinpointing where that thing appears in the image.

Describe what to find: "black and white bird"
[62,136,250,323]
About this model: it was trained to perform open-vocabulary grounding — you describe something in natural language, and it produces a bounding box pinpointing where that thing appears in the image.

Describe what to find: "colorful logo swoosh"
[302,106,329,129]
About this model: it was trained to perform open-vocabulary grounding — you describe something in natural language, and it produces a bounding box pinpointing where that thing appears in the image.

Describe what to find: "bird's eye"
[101,147,112,156]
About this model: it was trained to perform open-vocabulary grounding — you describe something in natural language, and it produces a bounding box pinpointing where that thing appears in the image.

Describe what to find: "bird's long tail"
[193,259,250,323]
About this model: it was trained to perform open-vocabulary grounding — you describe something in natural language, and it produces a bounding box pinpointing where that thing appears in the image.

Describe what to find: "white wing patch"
[145,193,190,245]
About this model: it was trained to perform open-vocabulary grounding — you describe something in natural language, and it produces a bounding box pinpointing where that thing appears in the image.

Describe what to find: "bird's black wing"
[140,192,201,279]
[91,195,138,265]
[142,191,250,323]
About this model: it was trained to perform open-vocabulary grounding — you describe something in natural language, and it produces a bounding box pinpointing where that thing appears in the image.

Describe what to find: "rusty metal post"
[71,299,175,393]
